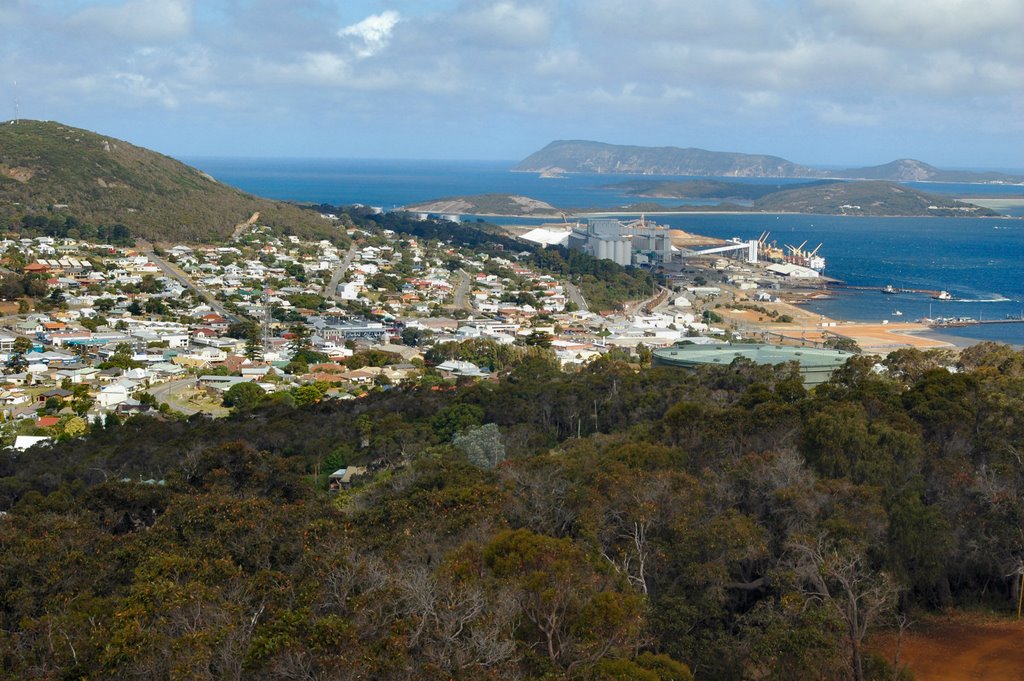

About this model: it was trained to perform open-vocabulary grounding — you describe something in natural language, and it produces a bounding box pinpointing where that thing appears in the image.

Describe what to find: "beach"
[691,267,960,354]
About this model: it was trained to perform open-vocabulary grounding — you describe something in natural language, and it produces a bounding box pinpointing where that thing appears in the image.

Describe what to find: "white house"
[96,383,131,408]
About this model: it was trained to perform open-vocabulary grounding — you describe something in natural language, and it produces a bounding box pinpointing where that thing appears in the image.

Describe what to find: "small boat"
[892,310,903,316]
[881,284,899,294]
[933,290,953,301]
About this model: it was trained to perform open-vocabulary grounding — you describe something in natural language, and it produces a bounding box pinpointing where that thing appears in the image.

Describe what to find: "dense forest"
[2,343,1024,679]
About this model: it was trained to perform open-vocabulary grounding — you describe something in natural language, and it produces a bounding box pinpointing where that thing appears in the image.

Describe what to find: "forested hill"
[0,120,335,243]
[4,342,1024,679]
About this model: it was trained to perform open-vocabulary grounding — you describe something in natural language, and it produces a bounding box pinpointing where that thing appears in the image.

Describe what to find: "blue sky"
[2,0,1022,168]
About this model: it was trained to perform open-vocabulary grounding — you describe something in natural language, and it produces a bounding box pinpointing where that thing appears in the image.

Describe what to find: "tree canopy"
[3,344,1024,679]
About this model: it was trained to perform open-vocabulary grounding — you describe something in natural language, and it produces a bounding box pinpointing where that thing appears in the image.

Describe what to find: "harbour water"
[187,158,1024,345]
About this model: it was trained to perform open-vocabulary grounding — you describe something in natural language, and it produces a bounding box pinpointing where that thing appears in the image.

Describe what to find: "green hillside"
[0,120,340,243]
[753,180,999,216]
[603,179,832,200]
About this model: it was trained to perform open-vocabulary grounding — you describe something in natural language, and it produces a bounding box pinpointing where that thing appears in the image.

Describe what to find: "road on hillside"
[148,377,228,417]
[451,269,472,310]
[622,285,670,317]
[565,282,589,312]
[326,244,359,302]
[136,240,243,323]
[0,315,37,341]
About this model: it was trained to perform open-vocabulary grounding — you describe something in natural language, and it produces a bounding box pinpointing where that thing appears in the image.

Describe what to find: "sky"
[1,0,1023,168]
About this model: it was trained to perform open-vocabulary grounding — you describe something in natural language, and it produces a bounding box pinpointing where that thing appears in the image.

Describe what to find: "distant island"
[405,180,1000,218]
[516,140,1024,185]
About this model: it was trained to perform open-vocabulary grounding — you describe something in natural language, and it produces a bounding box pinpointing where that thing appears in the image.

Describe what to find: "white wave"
[955,297,1013,303]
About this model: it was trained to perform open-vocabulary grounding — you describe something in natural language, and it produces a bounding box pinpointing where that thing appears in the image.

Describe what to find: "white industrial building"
[568,219,634,267]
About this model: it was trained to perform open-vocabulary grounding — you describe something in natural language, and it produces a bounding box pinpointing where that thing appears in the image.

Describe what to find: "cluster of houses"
[1,223,743,449]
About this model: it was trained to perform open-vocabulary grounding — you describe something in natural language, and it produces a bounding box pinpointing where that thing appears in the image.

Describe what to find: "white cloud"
[69,0,193,43]
[260,52,353,87]
[815,102,881,127]
[740,91,783,109]
[338,11,400,59]
[454,1,553,47]
[71,71,179,108]
[4,0,1023,163]
[809,0,1024,49]
[532,49,583,77]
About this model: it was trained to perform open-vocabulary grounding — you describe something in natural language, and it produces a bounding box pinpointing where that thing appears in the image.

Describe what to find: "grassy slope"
[753,180,999,216]
[0,120,338,243]
[602,179,832,200]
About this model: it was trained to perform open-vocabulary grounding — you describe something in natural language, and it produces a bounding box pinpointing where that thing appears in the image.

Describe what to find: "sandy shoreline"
[711,284,960,354]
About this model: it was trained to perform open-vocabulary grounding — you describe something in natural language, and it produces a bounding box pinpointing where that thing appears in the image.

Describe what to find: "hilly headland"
[0,120,338,243]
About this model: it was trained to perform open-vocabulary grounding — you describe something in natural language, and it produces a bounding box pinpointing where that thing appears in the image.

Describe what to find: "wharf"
[929,317,1024,329]
[830,283,942,296]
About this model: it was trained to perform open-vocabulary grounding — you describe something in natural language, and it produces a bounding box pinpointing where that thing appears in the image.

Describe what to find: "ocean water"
[187,158,1024,345]
[648,213,1024,345]
[187,157,1024,210]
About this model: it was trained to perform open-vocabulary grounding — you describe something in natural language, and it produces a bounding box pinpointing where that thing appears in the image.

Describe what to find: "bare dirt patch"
[1,165,34,182]
[872,612,1024,681]
[668,229,725,248]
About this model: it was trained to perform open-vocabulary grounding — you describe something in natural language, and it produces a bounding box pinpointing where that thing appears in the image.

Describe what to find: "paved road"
[565,282,589,312]
[326,244,359,302]
[136,240,243,323]
[148,377,228,417]
[451,269,472,310]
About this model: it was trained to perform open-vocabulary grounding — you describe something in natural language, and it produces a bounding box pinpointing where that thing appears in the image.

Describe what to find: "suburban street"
[451,269,472,310]
[136,240,242,323]
[326,244,359,302]
[565,282,589,312]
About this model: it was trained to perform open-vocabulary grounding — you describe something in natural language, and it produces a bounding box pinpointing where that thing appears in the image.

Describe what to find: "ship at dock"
[757,233,826,272]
